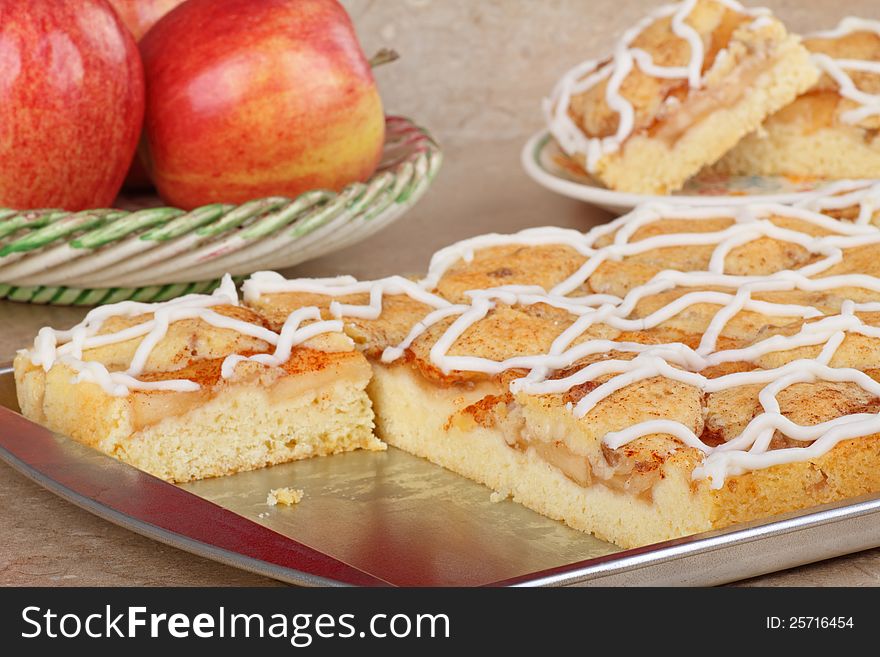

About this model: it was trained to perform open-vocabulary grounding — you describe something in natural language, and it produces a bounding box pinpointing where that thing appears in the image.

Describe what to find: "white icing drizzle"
[219,308,343,379]
[25,274,343,398]
[246,196,880,489]
[420,227,595,290]
[808,17,880,125]
[28,182,880,488]
[243,270,452,319]
[798,180,880,226]
[544,0,771,172]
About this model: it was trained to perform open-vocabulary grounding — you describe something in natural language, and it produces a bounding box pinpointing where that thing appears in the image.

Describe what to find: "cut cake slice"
[13,276,382,483]
[545,0,819,194]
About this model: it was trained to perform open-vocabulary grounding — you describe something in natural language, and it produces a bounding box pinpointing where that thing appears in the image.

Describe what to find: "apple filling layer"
[646,47,782,146]
[128,349,367,431]
[449,392,667,503]
[512,433,664,503]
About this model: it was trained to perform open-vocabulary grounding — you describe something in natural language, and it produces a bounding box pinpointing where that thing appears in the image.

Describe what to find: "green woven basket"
[0,116,441,305]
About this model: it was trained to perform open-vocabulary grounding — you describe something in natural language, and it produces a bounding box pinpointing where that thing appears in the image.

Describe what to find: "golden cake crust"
[251,291,434,359]
[247,199,880,548]
[548,0,820,193]
[713,22,880,177]
[569,1,749,140]
[14,298,381,483]
[806,28,880,129]
[18,189,880,548]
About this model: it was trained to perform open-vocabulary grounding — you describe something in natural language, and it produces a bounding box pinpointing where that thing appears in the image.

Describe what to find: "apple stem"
[369,48,400,69]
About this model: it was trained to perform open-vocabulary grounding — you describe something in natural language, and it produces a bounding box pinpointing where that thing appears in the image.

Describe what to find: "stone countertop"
[1,139,879,586]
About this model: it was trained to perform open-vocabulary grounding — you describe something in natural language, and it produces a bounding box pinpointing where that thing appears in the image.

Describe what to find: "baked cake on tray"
[544,0,819,194]
[243,198,880,548]
[15,190,880,548]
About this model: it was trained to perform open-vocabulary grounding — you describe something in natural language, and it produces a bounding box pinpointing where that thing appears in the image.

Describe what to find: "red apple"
[0,0,145,210]
[139,0,385,210]
[106,0,187,41]
[106,0,186,190]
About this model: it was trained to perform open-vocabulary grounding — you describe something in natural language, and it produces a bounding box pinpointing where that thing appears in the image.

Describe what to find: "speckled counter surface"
[6,0,880,587]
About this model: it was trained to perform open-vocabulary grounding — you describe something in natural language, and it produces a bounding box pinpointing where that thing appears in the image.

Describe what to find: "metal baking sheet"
[1,364,879,586]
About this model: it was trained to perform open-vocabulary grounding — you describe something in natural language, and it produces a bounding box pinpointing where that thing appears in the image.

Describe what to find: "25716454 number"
[766,617,854,629]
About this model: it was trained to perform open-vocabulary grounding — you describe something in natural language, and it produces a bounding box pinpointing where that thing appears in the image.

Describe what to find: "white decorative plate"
[0,116,441,305]
[522,130,871,215]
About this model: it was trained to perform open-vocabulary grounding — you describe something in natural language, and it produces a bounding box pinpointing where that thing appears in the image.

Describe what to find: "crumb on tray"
[490,490,509,504]
[267,487,304,507]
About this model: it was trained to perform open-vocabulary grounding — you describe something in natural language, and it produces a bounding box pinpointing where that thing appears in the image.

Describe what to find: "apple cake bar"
[13,276,382,483]
[245,195,880,549]
[713,18,880,179]
[16,187,880,547]
[544,0,819,194]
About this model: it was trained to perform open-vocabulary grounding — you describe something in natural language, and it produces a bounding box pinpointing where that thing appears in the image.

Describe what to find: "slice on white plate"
[522,130,876,215]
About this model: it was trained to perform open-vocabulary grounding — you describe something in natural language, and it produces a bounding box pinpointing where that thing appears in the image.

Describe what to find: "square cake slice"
[713,17,880,179]
[247,207,880,549]
[545,0,819,194]
[13,276,382,483]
